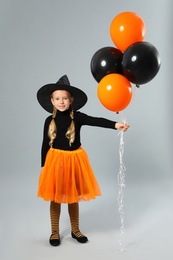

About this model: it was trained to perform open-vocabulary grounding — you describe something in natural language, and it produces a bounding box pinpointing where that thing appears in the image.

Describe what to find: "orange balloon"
[97,73,132,113]
[110,12,146,52]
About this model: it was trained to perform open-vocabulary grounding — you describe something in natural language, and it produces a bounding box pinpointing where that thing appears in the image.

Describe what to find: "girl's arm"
[77,111,130,132]
[41,116,52,167]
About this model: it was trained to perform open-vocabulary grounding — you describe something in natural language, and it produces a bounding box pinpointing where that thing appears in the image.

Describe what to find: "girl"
[37,75,129,246]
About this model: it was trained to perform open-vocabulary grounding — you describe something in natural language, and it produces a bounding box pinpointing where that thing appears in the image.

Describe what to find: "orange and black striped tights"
[50,201,85,240]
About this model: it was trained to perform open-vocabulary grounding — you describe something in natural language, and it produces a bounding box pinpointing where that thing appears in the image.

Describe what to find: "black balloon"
[90,46,123,82]
[122,41,161,85]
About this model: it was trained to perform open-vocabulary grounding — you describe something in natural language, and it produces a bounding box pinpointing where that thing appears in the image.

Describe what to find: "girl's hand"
[115,122,130,132]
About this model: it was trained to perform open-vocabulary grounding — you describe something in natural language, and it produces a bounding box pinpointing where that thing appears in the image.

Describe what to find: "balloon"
[110,12,146,52]
[97,73,132,113]
[122,41,161,85]
[90,46,123,83]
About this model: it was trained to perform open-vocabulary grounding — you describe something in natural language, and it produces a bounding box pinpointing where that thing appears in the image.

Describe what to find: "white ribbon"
[116,120,127,252]
[115,85,137,252]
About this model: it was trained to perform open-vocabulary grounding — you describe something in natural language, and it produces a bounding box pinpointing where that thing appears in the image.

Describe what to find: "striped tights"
[50,201,84,239]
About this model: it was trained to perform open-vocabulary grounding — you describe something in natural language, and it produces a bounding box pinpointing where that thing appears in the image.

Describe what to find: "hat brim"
[37,83,88,113]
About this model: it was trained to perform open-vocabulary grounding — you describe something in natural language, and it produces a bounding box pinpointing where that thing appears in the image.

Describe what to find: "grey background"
[1,0,173,259]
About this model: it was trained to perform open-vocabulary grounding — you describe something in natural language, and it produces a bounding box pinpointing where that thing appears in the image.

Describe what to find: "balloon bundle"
[90,11,161,252]
[91,11,161,113]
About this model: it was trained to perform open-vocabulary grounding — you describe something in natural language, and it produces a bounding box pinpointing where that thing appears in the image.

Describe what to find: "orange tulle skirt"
[37,147,101,204]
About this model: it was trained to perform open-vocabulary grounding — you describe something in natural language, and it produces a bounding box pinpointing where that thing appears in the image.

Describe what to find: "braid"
[66,110,75,146]
[48,107,57,147]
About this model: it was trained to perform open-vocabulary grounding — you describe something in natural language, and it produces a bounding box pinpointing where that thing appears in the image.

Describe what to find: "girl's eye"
[54,97,69,100]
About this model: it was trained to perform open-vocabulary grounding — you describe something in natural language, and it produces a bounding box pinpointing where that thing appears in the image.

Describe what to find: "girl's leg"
[68,202,88,243]
[49,201,61,246]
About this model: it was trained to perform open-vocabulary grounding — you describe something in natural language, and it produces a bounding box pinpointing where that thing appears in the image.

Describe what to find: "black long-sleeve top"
[41,110,117,166]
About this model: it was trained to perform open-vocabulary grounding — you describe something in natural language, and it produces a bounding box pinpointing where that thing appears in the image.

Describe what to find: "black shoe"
[71,232,88,243]
[49,234,60,246]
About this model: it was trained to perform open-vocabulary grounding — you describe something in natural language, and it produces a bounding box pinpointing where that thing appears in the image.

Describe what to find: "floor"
[1,171,173,260]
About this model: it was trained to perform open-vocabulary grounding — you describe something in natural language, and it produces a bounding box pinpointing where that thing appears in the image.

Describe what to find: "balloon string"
[116,129,126,252]
[115,85,137,252]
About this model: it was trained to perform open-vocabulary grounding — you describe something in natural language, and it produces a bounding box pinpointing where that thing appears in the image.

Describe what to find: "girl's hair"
[48,106,57,147]
[48,104,75,147]
[66,110,75,146]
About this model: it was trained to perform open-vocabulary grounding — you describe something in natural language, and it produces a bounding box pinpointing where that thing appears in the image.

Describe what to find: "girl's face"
[51,90,73,112]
